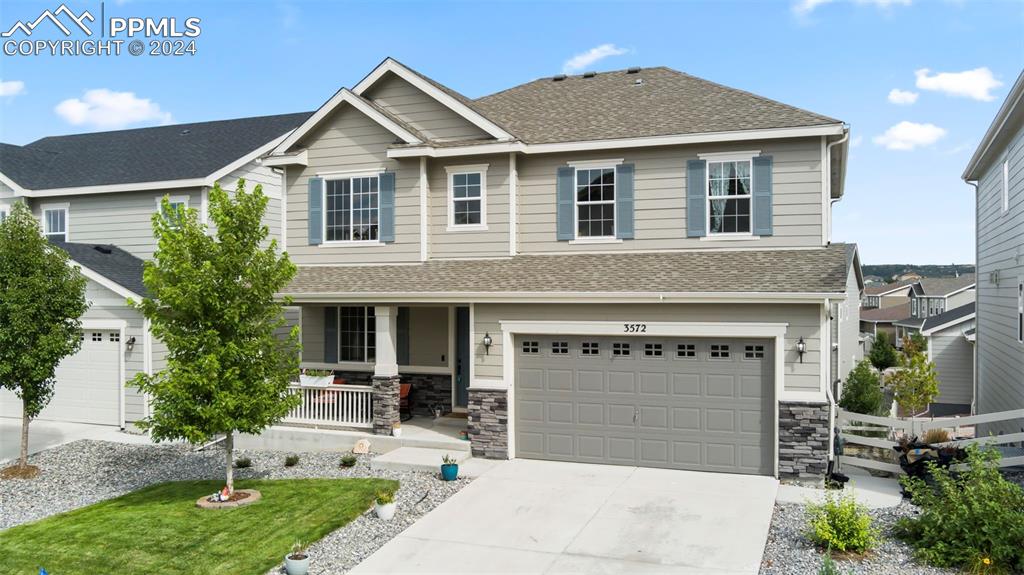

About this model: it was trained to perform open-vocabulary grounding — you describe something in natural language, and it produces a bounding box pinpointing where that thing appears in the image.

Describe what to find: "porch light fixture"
[482,333,493,355]
[796,337,806,363]
[126,336,136,352]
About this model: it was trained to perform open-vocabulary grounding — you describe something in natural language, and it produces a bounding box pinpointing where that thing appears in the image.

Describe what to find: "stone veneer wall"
[371,375,400,435]
[322,370,453,416]
[467,389,508,459]
[778,401,830,480]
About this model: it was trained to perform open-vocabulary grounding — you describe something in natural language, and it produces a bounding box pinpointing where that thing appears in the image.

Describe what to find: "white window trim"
[705,155,756,238]
[566,158,624,169]
[0,200,10,221]
[445,164,488,232]
[321,172,383,246]
[1002,159,1010,214]
[1017,277,1023,344]
[155,195,190,227]
[40,202,70,241]
[573,165,617,240]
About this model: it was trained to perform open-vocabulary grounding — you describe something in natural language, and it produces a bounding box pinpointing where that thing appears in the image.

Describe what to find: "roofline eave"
[278,290,847,305]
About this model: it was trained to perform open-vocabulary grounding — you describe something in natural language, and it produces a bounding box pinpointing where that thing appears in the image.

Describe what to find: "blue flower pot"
[440,463,459,481]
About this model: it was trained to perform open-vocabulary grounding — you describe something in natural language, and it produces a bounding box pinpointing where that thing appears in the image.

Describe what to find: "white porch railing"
[283,384,374,429]
[837,407,1024,474]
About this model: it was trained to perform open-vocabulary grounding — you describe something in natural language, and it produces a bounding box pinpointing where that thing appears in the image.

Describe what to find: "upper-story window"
[325,175,379,242]
[911,298,919,317]
[576,167,615,238]
[446,165,487,230]
[41,203,68,241]
[1002,159,1010,213]
[157,195,189,228]
[0,204,8,222]
[707,160,752,234]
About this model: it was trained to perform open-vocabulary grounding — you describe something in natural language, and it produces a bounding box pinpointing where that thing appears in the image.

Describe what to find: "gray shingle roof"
[51,240,147,298]
[472,67,841,144]
[1,112,311,190]
[860,303,911,322]
[285,243,854,297]
[863,280,915,296]
[921,302,975,333]
[917,275,976,297]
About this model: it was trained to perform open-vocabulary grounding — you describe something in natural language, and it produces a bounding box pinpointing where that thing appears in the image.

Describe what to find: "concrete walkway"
[351,459,778,575]
[0,417,152,464]
[775,465,904,509]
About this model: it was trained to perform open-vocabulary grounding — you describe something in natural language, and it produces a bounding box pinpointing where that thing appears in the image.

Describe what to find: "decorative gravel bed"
[759,501,958,575]
[0,439,469,575]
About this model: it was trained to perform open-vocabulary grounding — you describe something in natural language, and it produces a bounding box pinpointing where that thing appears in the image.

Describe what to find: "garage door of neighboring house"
[0,330,121,426]
[515,336,774,475]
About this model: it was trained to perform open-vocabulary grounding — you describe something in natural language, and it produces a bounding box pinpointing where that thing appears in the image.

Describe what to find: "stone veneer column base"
[372,375,401,436]
[468,389,509,459]
[778,401,830,480]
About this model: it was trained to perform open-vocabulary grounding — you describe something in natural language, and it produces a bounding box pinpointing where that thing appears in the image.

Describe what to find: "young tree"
[902,332,928,356]
[133,181,300,493]
[839,359,884,415]
[868,332,898,371]
[0,202,87,476]
[887,351,940,416]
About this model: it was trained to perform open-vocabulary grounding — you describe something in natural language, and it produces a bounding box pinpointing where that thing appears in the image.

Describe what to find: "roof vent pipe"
[583,71,596,78]
[552,74,566,82]
[627,67,641,73]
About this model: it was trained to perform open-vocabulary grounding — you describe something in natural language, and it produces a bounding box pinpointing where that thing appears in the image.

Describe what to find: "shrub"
[902,332,928,356]
[887,351,939,415]
[922,428,951,444]
[340,454,357,468]
[839,360,884,415]
[284,454,300,467]
[868,332,898,371]
[375,490,394,505]
[818,550,850,575]
[233,457,252,469]
[806,491,878,554]
[895,446,1024,573]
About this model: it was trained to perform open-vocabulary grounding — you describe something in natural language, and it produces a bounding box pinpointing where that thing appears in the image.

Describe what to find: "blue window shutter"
[379,171,396,243]
[308,177,323,245]
[615,163,635,239]
[752,156,773,236]
[323,306,338,363]
[556,166,574,241]
[686,160,706,237]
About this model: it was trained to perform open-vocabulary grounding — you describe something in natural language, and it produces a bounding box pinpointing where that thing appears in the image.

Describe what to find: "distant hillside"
[862,264,975,281]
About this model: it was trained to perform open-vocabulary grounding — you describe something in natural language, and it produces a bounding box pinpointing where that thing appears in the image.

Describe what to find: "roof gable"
[362,71,492,142]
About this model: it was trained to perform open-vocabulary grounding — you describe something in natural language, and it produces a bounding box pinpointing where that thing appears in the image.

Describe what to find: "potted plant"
[392,421,402,438]
[374,490,396,520]
[441,454,459,481]
[299,368,333,387]
[284,541,310,575]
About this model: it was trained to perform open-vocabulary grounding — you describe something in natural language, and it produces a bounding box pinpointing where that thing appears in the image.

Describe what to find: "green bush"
[806,491,878,554]
[284,454,300,467]
[895,446,1024,573]
[839,360,884,415]
[868,332,898,371]
[233,457,252,469]
[340,454,357,468]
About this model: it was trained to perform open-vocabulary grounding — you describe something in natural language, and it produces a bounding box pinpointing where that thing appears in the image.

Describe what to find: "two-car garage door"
[515,336,773,475]
[0,330,121,426]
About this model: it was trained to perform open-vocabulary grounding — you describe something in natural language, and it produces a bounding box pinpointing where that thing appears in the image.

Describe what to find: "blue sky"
[1,0,1021,264]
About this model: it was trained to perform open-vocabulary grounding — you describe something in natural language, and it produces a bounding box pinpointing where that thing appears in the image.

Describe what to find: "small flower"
[982,557,991,565]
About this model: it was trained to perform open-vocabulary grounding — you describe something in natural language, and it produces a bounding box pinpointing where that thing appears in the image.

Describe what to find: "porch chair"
[399,383,413,422]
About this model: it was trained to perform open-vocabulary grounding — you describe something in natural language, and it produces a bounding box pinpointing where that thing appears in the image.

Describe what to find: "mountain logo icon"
[2,3,95,38]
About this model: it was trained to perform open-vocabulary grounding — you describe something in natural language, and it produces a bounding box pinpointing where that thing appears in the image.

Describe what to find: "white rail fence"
[283,384,374,429]
[837,407,1024,475]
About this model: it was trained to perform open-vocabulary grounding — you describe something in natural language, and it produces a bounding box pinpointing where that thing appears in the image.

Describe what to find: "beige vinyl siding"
[838,261,863,382]
[945,288,975,310]
[0,180,16,198]
[930,321,975,407]
[473,302,824,393]
[217,160,284,243]
[879,293,910,307]
[430,155,511,258]
[516,137,825,253]
[32,188,202,260]
[976,119,1024,435]
[363,72,491,141]
[285,105,421,265]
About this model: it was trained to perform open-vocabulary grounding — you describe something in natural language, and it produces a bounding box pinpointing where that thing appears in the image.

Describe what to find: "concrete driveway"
[0,417,150,464]
[352,459,778,575]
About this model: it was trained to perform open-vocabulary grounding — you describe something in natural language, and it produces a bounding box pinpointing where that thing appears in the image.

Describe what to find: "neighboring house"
[894,275,976,343]
[897,271,923,282]
[860,302,910,340]
[920,302,976,417]
[0,112,310,429]
[863,274,885,285]
[861,280,914,309]
[263,57,861,479]
[962,70,1024,437]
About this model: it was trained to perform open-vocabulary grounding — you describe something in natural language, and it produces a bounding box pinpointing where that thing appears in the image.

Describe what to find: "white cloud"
[562,44,630,74]
[914,67,1003,101]
[887,88,918,104]
[850,135,864,147]
[873,121,946,151]
[55,89,172,129]
[793,0,909,15]
[0,79,25,97]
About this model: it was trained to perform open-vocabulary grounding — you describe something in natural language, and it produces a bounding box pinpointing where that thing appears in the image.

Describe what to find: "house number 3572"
[623,323,647,333]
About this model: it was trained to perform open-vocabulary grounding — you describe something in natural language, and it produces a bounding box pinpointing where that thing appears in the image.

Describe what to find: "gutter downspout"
[824,297,837,469]
[825,129,850,244]
[965,179,980,414]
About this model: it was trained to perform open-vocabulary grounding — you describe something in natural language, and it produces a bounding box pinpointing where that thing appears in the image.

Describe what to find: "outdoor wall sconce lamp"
[796,336,806,363]
[482,333,493,355]
[126,336,136,353]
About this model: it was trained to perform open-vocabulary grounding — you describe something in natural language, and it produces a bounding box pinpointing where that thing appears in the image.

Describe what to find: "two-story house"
[0,112,310,430]
[963,70,1024,438]
[860,280,914,310]
[893,275,976,342]
[262,58,861,479]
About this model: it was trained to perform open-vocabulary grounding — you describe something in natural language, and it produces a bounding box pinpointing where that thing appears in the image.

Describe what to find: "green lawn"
[0,478,398,575]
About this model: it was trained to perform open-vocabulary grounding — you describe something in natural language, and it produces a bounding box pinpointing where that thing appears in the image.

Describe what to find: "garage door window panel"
[710,344,731,359]
[581,341,601,357]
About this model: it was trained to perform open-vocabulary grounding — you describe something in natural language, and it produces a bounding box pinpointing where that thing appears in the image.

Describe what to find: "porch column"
[372,305,400,435]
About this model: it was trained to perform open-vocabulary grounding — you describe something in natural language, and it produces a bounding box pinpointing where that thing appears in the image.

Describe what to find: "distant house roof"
[864,280,915,296]
[921,302,976,335]
[915,275,976,297]
[51,240,147,298]
[1,112,311,191]
[894,317,925,329]
[284,243,856,299]
[860,303,911,323]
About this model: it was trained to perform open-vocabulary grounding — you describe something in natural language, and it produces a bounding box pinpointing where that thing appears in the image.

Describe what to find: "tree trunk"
[225,431,234,494]
[19,403,30,469]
